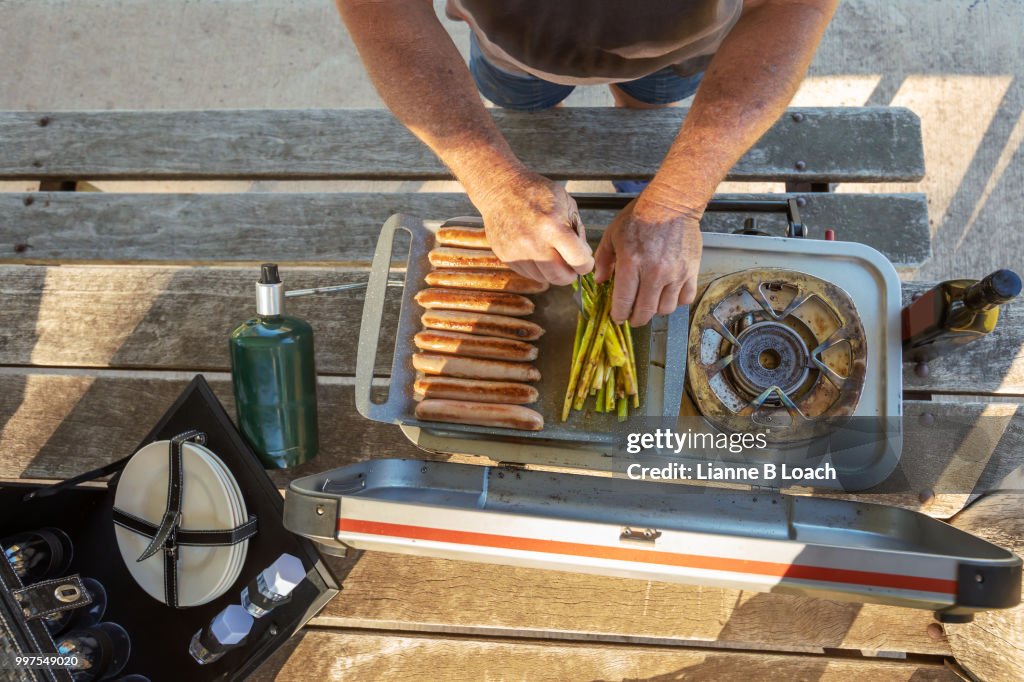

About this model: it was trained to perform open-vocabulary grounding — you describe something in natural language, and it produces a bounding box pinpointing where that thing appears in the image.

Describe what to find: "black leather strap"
[112,508,258,546]
[137,430,204,563]
[33,529,69,581]
[24,457,133,501]
[109,430,260,609]
[12,575,92,621]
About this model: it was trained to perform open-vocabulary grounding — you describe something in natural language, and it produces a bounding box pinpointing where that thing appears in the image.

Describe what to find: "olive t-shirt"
[446,0,743,85]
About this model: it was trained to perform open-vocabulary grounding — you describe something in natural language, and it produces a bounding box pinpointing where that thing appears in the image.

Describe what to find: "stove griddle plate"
[355,214,689,447]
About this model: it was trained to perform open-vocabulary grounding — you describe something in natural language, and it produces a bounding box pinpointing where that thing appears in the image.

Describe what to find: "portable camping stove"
[283,208,1021,625]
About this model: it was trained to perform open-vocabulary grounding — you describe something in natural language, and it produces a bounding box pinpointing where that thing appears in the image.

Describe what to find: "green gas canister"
[229,264,319,468]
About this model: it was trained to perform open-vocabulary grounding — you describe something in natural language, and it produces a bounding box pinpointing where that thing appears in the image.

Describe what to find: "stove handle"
[355,213,414,423]
[571,194,807,239]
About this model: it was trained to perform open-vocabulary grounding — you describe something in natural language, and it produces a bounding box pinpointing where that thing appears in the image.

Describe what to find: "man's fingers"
[548,225,594,274]
[593,239,615,284]
[535,252,578,286]
[678,278,698,306]
[657,283,684,316]
[629,275,663,327]
[508,260,546,284]
[609,262,640,323]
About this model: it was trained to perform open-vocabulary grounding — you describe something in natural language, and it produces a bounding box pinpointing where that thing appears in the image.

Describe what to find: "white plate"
[114,440,244,607]
[191,446,242,603]
[200,447,248,599]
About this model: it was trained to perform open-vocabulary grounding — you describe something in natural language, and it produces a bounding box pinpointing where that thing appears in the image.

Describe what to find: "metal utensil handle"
[660,303,689,418]
[354,214,412,422]
[286,281,404,298]
[571,193,806,238]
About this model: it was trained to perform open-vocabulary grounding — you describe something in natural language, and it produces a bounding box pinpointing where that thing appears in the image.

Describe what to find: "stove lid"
[284,459,1021,623]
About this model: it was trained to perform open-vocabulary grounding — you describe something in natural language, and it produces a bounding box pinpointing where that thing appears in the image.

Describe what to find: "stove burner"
[729,321,810,398]
[687,269,867,442]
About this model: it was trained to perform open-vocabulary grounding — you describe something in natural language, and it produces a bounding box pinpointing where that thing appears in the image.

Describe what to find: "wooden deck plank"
[247,630,956,682]
[945,490,1024,682]
[0,192,931,268]
[0,108,924,183]
[1,369,1020,518]
[0,267,1018,396]
[314,549,951,657]
[0,368,1014,657]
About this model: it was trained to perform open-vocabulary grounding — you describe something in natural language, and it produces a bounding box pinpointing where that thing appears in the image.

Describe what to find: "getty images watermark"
[622,428,838,482]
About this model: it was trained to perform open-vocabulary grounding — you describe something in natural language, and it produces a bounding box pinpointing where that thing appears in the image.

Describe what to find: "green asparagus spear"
[573,295,613,410]
[603,319,627,367]
[572,314,584,361]
[605,366,615,411]
[561,291,603,420]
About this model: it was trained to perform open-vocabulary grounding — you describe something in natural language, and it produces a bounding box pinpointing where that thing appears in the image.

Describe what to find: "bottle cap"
[262,553,306,597]
[987,269,1022,302]
[210,605,253,646]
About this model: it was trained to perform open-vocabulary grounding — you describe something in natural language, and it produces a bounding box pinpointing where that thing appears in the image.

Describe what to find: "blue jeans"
[468,33,704,111]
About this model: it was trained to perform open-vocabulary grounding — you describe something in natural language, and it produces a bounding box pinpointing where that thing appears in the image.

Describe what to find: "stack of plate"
[114,440,248,607]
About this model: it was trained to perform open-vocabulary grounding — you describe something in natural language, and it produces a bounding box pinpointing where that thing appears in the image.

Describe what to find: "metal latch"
[620,527,661,543]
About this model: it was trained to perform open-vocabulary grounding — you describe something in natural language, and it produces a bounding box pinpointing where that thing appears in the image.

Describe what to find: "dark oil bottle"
[229,264,319,468]
[902,269,1021,362]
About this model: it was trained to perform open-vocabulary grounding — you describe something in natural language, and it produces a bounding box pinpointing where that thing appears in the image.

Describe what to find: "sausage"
[414,330,538,361]
[424,269,549,294]
[413,353,540,382]
[421,310,544,341]
[436,227,490,250]
[415,288,534,317]
[414,377,539,404]
[428,247,507,270]
[415,399,544,431]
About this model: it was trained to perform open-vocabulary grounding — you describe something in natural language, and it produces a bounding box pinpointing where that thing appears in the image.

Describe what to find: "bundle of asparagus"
[561,274,640,422]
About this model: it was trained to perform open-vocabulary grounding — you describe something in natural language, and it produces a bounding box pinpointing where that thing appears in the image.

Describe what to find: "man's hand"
[594,188,702,326]
[475,171,594,286]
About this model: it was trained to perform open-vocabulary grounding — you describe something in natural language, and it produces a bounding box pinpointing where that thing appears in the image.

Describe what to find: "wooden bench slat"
[0,372,423,484]
[2,370,1020,519]
[248,630,957,682]
[0,108,924,183]
[0,266,403,376]
[1,268,1017,396]
[0,191,931,268]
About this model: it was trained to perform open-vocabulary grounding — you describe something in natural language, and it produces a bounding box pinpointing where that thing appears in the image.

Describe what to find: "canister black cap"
[259,263,281,285]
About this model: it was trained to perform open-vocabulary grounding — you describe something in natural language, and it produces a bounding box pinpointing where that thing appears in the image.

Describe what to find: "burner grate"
[688,269,867,442]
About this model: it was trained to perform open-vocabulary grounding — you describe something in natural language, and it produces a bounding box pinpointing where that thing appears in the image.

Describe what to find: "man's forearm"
[335,0,524,197]
[646,0,838,213]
